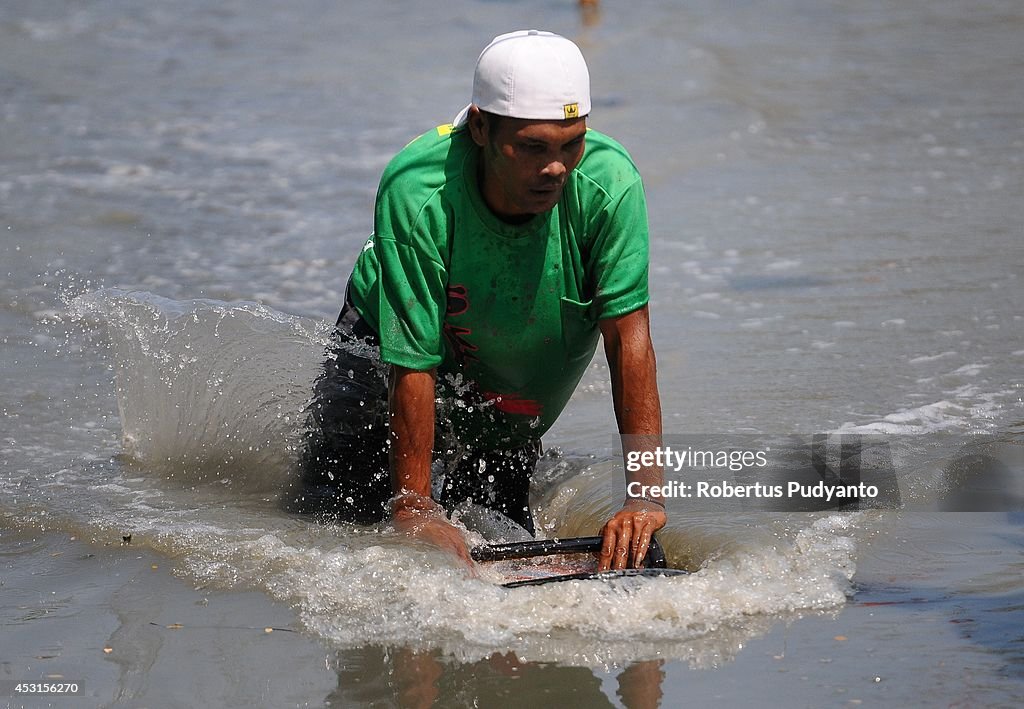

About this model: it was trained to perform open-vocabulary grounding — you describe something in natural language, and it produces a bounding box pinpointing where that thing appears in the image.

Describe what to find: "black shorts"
[288,308,539,535]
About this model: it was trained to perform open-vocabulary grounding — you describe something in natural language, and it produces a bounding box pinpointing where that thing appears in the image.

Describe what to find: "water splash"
[68,289,330,493]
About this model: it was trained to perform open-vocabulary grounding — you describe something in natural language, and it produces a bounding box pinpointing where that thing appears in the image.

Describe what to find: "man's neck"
[476,153,534,225]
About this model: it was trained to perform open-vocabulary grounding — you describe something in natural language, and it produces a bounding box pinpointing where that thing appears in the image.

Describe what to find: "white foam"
[764,259,802,271]
[268,514,857,664]
[909,351,957,364]
[839,400,966,434]
[951,363,989,377]
[19,12,94,41]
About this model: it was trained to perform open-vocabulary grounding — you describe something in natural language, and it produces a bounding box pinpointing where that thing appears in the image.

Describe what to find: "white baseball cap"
[453,30,591,126]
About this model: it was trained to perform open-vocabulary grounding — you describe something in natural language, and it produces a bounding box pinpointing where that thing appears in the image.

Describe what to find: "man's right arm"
[389,365,437,501]
[388,366,473,566]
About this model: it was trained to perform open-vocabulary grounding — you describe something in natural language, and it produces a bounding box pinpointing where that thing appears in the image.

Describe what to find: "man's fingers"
[633,523,653,569]
[612,518,633,570]
[599,525,616,572]
[600,518,632,571]
[597,506,668,571]
[625,517,653,569]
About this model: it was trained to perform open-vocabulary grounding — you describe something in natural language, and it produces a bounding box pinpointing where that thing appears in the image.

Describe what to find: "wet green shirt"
[347,123,649,448]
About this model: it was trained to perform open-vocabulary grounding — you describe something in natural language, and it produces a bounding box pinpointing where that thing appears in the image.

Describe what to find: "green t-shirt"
[347,123,649,449]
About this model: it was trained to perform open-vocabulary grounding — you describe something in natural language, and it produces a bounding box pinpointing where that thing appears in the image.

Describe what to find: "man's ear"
[467,105,488,147]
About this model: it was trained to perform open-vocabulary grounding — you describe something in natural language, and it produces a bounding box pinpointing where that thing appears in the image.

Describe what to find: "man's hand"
[391,493,475,568]
[598,499,667,571]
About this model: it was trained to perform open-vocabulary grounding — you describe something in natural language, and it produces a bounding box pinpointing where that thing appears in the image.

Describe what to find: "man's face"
[470,109,587,223]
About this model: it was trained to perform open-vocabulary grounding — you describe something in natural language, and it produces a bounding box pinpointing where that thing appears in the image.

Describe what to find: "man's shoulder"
[582,128,636,157]
[575,128,643,197]
[379,124,469,193]
[373,124,472,243]
[391,122,463,160]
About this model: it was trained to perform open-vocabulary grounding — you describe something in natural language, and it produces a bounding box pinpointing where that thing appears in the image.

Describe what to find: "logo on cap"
[563,103,580,119]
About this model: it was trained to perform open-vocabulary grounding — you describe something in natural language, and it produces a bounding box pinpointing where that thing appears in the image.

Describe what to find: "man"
[294,30,666,570]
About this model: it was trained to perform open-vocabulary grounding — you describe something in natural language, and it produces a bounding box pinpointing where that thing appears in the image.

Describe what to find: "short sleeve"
[371,185,448,370]
[586,176,650,319]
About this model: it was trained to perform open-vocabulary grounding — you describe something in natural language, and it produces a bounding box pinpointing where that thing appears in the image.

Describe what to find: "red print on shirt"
[483,391,544,417]
[443,284,478,364]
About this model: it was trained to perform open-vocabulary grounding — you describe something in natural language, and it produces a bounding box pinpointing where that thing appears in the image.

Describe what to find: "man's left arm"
[598,304,667,571]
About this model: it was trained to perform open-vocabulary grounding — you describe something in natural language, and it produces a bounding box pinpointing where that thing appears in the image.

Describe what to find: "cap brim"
[452,103,472,127]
